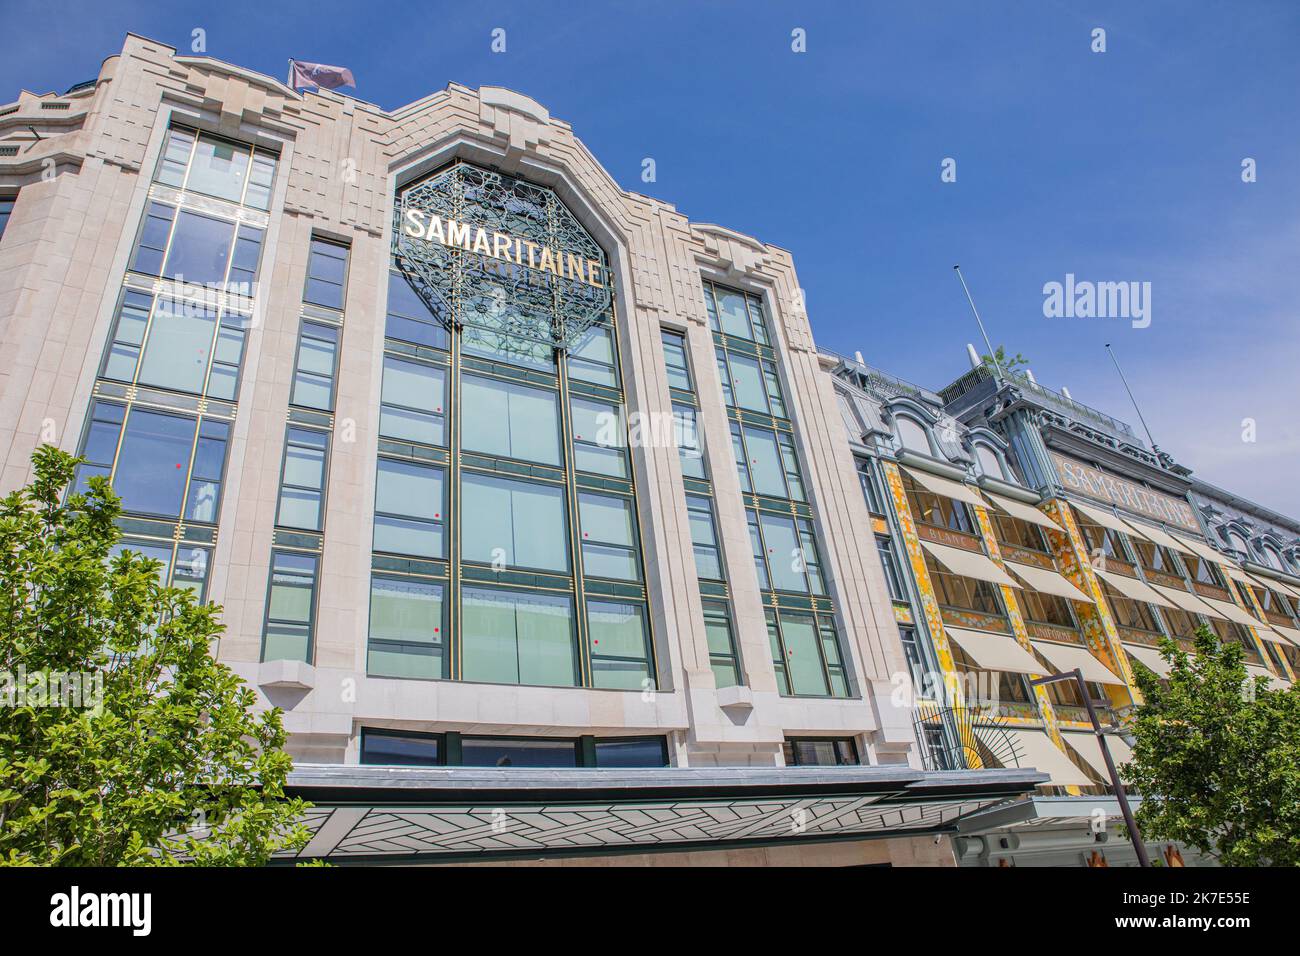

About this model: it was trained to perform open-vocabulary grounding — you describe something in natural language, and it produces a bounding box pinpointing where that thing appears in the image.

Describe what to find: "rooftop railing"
[821,349,943,406]
[940,365,1143,448]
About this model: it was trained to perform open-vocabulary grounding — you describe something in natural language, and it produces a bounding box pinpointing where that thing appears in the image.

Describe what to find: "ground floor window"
[360,729,670,768]
[783,737,859,767]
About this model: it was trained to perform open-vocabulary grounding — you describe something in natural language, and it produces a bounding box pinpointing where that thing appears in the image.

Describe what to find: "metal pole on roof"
[953,265,1002,384]
[1105,343,1158,450]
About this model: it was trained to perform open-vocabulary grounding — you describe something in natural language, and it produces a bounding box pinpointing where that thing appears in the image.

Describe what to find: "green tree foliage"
[1125,627,1300,866]
[980,345,1031,379]
[0,445,310,866]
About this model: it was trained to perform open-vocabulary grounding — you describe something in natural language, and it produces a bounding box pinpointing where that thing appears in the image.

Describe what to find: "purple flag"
[289,60,356,91]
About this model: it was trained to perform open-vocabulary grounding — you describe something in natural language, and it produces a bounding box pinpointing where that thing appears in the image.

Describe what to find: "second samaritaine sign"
[1050,451,1200,532]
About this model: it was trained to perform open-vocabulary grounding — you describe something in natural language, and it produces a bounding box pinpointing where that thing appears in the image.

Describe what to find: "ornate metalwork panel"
[393,162,612,353]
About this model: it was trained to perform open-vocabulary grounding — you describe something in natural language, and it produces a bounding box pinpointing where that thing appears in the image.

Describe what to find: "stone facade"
[0,35,916,775]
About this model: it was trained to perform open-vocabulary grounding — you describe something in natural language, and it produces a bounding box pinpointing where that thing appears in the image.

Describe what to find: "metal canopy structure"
[279,764,1044,863]
[392,161,613,354]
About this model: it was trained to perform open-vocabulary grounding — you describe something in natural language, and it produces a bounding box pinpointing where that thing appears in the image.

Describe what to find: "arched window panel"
[895,415,930,454]
[974,443,1004,481]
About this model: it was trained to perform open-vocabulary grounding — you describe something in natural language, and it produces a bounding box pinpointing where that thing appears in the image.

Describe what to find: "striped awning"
[1119,517,1191,557]
[1005,561,1093,603]
[1169,532,1231,567]
[944,627,1045,675]
[1004,730,1094,788]
[920,540,1019,588]
[1123,642,1173,678]
[1063,732,1134,781]
[1197,595,1266,629]
[1094,568,1177,609]
[902,465,986,508]
[1150,584,1217,617]
[982,490,1064,531]
[1071,501,1131,535]
[1029,640,1123,685]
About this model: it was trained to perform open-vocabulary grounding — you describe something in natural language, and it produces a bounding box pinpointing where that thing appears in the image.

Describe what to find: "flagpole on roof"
[287,59,294,89]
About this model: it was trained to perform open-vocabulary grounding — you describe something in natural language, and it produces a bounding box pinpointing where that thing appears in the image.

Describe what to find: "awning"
[982,490,1063,531]
[1218,563,1252,586]
[1119,517,1190,556]
[1246,571,1300,603]
[1005,561,1094,603]
[280,764,1047,861]
[1123,642,1173,677]
[944,627,1045,675]
[902,465,987,508]
[1063,732,1134,781]
[1245,664,1290,691]
[1255,625,1297,647]
[921,540,1019,588]
[1029,640,1123,685]
[1004,730,1095,787]
[1094,568,1178,609]
[1169,532,1230,567]
[1267,623,1300,647]
[1071,501,1131,535]
[1150,584,1216,617]
[1198,595,1265,629]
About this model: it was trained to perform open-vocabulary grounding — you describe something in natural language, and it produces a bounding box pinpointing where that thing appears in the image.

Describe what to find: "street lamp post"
[1029,668,1151,867]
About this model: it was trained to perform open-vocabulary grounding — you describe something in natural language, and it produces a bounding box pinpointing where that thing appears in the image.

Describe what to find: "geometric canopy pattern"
[282,796,1005,861]
[392,161,612,354]
[276,765,1043,862]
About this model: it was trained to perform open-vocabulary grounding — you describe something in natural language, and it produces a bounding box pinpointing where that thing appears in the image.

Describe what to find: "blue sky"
[5,0,1298,514]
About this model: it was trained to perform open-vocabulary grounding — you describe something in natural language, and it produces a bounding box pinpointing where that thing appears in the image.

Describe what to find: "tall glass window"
[687,494,724,580]
[290,322,340,410]
[130,203,265,293]
[768,609,848,697]
[568,323,618,386]
[732,423,805,500]
[74,402,229,524]
[703,599,741,688]
[570,396,627,477]
[876,537,906,601]
[275,427,329,531]
[856,457,883,514]
[154,126,277,210]
[367,576,444,679]
[661,329,693,391]
[303,238,349,310]
[102,291,250,400]
[579,492,641,580]
[262,550,318,662]
[461,473,569,571]
[374,458,444,558]
[703,280,769,345]
[673,403,707,479]
[748,509,826,595]
[461,375,560,465]
[385,270,449,350]
[586,599,653,689]
[379,356,446,446]
[364,161,655,691]
[461,587,577,687]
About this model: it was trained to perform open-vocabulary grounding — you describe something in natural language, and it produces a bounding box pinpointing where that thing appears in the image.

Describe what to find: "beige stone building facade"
[0,35,1040,863]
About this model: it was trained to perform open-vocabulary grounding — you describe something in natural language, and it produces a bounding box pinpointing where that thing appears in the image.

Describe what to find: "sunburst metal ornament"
[913,702,1025,771]
[392,162,613,354]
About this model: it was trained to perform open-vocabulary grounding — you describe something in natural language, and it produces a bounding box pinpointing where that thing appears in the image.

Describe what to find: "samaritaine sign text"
[1051,452,1199,531]
[400,209,607,289]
